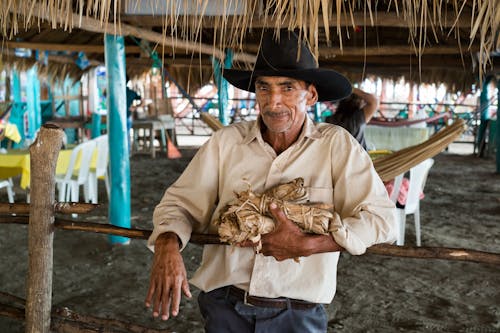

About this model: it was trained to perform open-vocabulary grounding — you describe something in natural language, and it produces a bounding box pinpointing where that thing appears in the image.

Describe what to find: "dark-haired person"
[325,87,378,150]
[145,30,396,333]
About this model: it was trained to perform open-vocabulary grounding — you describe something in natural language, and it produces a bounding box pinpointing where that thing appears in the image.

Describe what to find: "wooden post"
[25,124,64,333]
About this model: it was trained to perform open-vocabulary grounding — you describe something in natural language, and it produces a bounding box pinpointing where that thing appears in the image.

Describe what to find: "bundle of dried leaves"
[215,178,333,251]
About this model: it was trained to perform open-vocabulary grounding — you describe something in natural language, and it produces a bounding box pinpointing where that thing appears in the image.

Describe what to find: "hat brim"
[223,68,352,102]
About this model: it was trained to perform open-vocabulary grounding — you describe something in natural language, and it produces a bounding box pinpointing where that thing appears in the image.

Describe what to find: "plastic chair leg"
[57,183,66,202]
[6,179,15,203]
[70,183,79,203]
[104,173,110,199]
[414,204,421,246]
[396,209,406,246]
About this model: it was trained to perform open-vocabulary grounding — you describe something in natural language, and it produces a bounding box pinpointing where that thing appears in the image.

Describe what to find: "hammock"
[369,112,450,127]
[373,119,466,182]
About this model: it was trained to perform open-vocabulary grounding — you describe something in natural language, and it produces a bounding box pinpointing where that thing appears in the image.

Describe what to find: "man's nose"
[268,89,283,107]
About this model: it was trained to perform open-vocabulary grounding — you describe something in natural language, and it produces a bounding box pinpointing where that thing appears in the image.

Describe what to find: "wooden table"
[131,117,175,158]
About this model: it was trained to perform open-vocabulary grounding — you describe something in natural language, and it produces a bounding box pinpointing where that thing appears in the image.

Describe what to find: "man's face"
[254,76,318,134]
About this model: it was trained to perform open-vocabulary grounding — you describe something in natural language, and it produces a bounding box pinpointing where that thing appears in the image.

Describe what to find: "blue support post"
[476,76,493,154]
[212,50,233,125]
[10,70,25,148]
[104,34,131,244]
[26,67,42,142]
[91,113,102,138]
[314,104,321,122]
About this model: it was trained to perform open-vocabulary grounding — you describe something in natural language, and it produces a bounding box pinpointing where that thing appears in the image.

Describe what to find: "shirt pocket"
[306,186,334,205]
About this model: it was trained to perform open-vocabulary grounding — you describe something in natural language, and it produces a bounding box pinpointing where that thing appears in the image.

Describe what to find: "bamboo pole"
[25,124,65,333]
[0,202,98,215]
[1,216,498,265]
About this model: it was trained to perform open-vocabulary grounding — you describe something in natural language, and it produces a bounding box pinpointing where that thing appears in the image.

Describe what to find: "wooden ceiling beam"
[240,43,480,57]
[5,41,142,54]
[121,11,472,29]
[319,45,481,57]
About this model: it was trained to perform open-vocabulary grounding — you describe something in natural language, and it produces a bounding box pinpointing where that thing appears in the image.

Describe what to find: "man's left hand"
[239,203,312,261]
[239,202,343,260]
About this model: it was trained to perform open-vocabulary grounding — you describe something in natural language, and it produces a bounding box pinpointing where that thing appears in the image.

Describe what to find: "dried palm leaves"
[215,178,332,251]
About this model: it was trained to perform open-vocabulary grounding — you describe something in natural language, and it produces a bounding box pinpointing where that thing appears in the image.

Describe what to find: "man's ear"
[306,85,319,106]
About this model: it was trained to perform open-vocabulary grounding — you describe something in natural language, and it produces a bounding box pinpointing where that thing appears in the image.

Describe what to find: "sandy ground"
[1,146,499,332]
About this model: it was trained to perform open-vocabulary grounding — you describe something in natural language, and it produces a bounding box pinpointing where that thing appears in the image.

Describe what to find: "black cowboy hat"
[223,30,352,102]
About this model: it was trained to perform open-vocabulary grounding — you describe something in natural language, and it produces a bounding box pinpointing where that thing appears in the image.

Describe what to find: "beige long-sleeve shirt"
[149,116,396,304]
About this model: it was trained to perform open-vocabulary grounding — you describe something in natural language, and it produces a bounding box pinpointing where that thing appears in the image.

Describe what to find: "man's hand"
[145,232,192,320]
[239,203,342,261]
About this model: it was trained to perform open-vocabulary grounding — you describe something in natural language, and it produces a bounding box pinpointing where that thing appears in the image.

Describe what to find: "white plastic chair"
[88,134,109,204]
[396,158,435,246]
[56,140,97,203]
[0,149,15,203]
[0,178,15,203]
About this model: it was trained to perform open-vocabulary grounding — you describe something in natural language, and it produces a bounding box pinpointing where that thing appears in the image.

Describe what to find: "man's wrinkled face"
[255,76,318,134]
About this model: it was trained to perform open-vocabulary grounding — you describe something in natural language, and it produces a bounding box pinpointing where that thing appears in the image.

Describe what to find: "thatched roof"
[0,1,498,91]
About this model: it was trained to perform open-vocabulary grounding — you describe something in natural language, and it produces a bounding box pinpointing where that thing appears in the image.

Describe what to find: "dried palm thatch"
[373,119,466,182]
[216,178,333,250]
[0,1,498,82]
[0,51,89,86]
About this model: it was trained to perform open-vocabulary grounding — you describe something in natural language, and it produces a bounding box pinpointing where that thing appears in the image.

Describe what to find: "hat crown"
[254,30,318,72]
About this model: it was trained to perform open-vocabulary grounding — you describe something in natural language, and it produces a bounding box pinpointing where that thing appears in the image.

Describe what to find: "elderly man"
[145,29,396,332]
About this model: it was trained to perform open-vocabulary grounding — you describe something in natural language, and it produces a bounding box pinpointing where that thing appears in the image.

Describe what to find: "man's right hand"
[145,232,192,320]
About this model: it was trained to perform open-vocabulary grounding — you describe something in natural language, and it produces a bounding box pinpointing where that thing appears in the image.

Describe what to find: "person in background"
[145,30,396,332]
[126,75,141,152]
[325,87,378,150]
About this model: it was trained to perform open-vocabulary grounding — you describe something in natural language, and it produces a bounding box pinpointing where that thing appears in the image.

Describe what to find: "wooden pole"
[0,202,98,215]
[2,216,498,265]
[25,124,64,333]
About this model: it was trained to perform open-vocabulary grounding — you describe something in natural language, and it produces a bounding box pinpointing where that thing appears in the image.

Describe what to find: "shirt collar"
[242,114,323,145]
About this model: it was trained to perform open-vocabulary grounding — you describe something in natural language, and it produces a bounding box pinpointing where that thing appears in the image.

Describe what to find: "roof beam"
[5,41,142,54]
[121,11,472,29]
[241,43,480,57]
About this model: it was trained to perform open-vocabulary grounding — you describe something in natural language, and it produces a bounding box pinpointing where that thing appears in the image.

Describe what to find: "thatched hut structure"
[0,0,498,91]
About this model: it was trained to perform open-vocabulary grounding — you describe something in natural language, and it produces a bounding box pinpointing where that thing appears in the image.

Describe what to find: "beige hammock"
[373,119,466,182]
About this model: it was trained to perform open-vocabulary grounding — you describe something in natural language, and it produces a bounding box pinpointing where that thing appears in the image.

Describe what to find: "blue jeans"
[198,287,328,333]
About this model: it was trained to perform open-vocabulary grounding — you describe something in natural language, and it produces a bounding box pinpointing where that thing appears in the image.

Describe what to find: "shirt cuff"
[147,220,193,252]
[328,213,367,255]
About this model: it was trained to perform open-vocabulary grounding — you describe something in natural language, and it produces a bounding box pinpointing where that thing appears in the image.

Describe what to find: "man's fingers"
[171,277,183,317]
[152,284,162,318]
[161,287,171,320]
[269,202,287,224]
[144,283,155,308]
[182,279,192,298]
